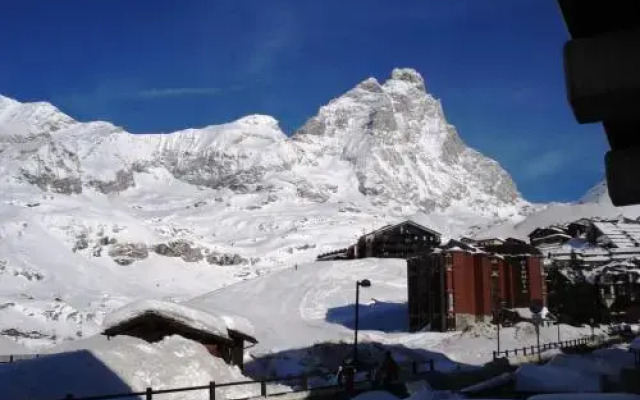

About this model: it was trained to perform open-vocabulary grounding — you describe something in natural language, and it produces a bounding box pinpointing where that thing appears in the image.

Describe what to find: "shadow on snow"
[0,350,136,400]
[324,301,409,333]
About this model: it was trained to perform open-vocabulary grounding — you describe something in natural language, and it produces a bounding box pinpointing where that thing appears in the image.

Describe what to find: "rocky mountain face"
[0,69,523,217]
[292,68,521,214]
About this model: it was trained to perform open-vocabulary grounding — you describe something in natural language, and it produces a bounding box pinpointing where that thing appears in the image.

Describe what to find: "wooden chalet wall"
[357,222,440,259]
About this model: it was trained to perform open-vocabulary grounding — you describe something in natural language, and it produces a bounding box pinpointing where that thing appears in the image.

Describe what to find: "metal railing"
[0,353,41,363]
[492,335,604,360]
[628,347,640,366]
[18,359,436,400]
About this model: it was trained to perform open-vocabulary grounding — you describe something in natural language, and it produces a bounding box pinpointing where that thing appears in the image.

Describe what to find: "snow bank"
[406,388,464,400]
[547,354,617,381]
[103,299,256,340]
[352,391,399,400]
[0,336,28,354]
[591,348,637,377]
[529,395,640,400]
[515,363,602,393]
[0,335,258,400]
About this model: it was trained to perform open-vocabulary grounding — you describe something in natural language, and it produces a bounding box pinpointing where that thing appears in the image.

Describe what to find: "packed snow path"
[189,259,409,355]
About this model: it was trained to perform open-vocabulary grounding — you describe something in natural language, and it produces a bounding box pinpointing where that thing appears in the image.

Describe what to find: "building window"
[445,254,453,268]
[520,260,529,293]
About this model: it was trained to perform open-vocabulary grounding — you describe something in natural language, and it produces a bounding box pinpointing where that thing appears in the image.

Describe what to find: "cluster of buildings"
[318,220,545,332]
[529,217,640,324]
[407,238,543,331]
[319,216,640,331]
[87,217,640,369]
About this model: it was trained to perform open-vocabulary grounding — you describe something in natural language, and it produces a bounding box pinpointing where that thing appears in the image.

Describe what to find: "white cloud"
[133,87,225,99]
[245,7,296,77]
[521,150,567,180]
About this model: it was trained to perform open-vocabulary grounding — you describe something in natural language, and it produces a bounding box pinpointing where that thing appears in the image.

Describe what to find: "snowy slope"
[188,259,601,372]
[0,68,537,349]
[476,180,640,240]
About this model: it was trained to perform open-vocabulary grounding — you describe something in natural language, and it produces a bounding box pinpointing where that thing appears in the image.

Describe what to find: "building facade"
[407,240,545,332]
[355,220,441,259]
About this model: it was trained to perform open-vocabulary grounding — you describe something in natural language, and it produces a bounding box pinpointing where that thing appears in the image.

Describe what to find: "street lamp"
[354,279,371,367]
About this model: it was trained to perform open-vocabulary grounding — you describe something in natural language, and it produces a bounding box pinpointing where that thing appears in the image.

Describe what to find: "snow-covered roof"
[365,220,441,238]
[532,233,572,241]
[102,299,256,343]
[593,221,640,248]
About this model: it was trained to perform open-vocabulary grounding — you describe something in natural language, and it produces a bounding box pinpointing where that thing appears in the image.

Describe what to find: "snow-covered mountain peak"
[234,114,280,129]
[580,180,609,204]
[291,68,523,215]
[387,67,427,92]
[0,94,19,110]
[0,96,76,138]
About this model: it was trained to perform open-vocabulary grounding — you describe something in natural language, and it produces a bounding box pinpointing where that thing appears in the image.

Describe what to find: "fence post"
[515,348,518,356]
[493,351,497,360]
[146,387,152,400]
[209,381,216,400]
[524,347,527,356]
[429,359,435,372]
[9,355,13,363]
[261,380,267,397]
[302,375,308,391]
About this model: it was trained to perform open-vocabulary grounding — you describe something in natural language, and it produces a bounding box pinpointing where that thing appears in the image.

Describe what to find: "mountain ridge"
[0,68,525,217]
[0,68,538,348]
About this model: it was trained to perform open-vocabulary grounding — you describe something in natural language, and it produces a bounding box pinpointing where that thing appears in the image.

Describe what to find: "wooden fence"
[492,335,604,360]
[0,358,435,400]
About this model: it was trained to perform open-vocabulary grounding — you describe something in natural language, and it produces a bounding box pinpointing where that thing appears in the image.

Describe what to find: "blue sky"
[0,0,608,203]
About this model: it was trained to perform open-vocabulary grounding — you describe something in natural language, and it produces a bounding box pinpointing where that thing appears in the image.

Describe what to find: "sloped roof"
[442,239,482,253]
[593,221,640,248]
[364,220,441,238]
[103,299,257,344]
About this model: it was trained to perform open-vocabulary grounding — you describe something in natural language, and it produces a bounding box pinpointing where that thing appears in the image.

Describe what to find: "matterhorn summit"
[292,68,523,215]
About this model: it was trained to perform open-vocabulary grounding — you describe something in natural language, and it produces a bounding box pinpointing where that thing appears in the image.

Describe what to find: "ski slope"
[188,258,601,373]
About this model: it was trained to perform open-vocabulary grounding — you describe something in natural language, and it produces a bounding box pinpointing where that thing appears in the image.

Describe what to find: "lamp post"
[354,279,371,368]
[493,298,503,354]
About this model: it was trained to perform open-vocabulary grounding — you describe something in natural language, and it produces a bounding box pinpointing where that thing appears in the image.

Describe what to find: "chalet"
[567,218,592,238]
[528,226,572,248]
[543,219,640,269]
[459,237,478,246]
[355,220,441,259]
[475,238,505,248]
[589,220,640,248]
[102,300,257,370]
[592,261,640,322]
[316,248,351,261]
